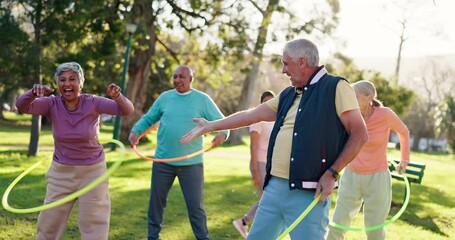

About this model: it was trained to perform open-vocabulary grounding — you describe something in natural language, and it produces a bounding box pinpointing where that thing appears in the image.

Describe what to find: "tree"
[369,74,414,115]
[328,52,415,115]
[217,0,341,144]
[13,0,47,156]
[393,18,407,85]
[0,5,31,119]
[434,96,455,152]
[114,0,345,143]
[120,0,226,140]
[3,0,133,155]
[404,97,435,151]
[418,58,455,102]
[379,0,437,85]
[409,57,455,150]
[217,0,282,143]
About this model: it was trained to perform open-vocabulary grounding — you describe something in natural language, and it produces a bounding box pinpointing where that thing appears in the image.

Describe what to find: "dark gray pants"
[147,162,208,240]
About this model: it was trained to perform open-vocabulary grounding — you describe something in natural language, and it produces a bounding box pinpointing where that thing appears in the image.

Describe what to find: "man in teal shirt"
[129,65,228,240]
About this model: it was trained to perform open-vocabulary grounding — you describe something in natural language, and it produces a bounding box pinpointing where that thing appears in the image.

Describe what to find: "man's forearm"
[209,110,257,132]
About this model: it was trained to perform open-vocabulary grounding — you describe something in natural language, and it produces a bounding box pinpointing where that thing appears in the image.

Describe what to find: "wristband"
[327,167,339,179]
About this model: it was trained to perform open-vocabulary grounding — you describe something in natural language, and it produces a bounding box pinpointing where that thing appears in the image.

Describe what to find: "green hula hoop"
[276,194,322,240]
[329,159,411,231]
[1,139,125,214]
[276,160,410,239]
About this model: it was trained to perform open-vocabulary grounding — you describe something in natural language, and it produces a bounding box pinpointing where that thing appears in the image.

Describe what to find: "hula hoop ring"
[329,159,411,232]
[1,139,125,214]
[132,126,214,162]
[276,194,322,240]
[276,160,410,239]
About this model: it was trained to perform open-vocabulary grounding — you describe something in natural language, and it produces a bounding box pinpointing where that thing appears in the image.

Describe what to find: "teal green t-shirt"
[131,89,228,166]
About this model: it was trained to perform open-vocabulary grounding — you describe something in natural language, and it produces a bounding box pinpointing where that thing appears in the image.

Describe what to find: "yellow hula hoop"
[276,194,322,240]
[1,139,125,214]
[132,126,214,162]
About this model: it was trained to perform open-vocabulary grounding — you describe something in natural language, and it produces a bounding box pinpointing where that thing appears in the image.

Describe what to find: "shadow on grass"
[0,150,34,166]
[0,168,46,236]
[106,157,153,179]
[391,182,453,237]
[109,173,253,240]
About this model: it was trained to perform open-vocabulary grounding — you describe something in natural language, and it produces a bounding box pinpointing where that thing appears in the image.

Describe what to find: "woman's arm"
[15,86,53,115]
[250,130,261,188]
[96,84,134,116]
[388,108,411,173]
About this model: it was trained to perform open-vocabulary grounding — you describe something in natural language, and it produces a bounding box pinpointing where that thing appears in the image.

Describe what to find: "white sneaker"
[232,218,248,238]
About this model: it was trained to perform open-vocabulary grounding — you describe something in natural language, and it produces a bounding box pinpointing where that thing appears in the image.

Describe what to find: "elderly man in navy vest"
[180,38,368,240]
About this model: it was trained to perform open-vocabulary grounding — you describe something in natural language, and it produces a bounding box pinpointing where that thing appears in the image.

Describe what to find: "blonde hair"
[352,80,383,107]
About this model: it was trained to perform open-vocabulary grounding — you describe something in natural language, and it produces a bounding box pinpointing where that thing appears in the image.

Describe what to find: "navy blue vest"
[264,74,349,190]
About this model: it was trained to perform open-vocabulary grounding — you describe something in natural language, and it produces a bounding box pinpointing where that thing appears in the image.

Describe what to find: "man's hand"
[128,132,139,146]
[252,170,261,188]
[211,132,227,147]
[314,171,337,202]
[180,118,210,144]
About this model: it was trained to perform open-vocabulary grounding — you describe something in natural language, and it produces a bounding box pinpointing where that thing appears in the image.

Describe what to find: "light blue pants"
[247,177,330,240]
[327,168,391,240]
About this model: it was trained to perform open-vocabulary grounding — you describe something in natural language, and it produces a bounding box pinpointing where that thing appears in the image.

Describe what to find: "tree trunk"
[0,103,5,120]
[393,20,406,86]
[120,62,152,140]
[119,0,157,140]
[226,62,262,144]
[28,0,43,156]
[412,133,421,151]
[226,0,278,145]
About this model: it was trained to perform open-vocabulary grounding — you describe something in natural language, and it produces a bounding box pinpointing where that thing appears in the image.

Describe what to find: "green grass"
[1,111,454,239]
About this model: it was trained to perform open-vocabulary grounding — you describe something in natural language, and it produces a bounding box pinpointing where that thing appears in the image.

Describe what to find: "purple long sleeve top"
[16,90,134,165]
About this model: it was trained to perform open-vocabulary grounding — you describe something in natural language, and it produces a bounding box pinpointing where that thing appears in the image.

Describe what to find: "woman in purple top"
[15,62,134,240]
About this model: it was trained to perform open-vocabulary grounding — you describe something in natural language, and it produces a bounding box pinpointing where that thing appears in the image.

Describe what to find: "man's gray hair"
[180,65,194,77]
[283,39,319,67]
[54,62,85,88]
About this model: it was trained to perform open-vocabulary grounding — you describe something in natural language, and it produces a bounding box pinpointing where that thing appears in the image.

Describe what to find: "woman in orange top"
[327,80,410,240]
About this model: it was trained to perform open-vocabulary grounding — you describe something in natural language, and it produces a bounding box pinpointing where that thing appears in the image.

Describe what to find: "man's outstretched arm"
[180,103,276,144]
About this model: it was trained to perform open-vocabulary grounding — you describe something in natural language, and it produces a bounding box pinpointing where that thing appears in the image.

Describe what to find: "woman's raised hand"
[32,84,54,96]
[107,83,121,98]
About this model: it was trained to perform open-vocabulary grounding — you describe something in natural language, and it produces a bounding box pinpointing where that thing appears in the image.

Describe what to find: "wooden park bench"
[388,159,426,201]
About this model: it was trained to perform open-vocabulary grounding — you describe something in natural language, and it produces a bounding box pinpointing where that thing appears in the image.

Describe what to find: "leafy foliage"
[327,52,415,115]
[0,0,131,95]
[434,96,455,143]
[0,6,34,99]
